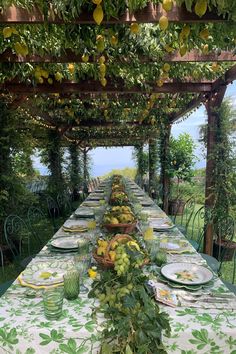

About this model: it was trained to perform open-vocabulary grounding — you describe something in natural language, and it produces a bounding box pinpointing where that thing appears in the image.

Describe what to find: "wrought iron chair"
[174,197,195,234]
[46,195,61,232]
[186,206,212,251]
[221,250,236,294]
[4,214,41,270]
[200,215,235,275]
[56,191,73,218]
[27,206,54,247]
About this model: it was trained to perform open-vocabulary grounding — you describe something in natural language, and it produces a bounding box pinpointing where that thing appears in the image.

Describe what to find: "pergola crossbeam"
[0,3,227,24]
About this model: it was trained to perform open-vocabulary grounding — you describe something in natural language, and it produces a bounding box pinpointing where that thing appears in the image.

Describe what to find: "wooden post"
[204,85,226,255]
[160,124,171,213]
[148,139,158,198]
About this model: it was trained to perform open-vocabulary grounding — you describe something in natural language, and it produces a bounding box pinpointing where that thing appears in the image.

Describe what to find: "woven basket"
[103,221,136,233]
[93,234,133,269]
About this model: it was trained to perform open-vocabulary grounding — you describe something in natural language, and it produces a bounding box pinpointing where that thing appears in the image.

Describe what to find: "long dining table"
[0,178,236,354]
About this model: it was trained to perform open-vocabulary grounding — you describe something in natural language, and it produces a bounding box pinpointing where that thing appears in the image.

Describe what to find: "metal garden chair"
[4,214,41,269]
[46,195,61,232]
[174,197,195,234]
[200,215,235,275]
[57,191,73,218]
[27,206,54,247]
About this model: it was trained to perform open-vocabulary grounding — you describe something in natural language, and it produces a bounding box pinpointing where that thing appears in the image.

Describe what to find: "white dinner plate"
[74,208,95,218]
[161,262,213,285]
[63,219,88,230]
[51,236,81,249]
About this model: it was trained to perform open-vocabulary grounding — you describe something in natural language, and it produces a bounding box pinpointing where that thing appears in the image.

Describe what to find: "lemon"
[82,53,89,63]
[156,79,164,87]
[181,24,190,38]
[163,63,170,72]
[159,15,168,31]
[11,27,18,35]
[55,72,63,81]
[48,78,53,84]
[211,62,219,72]
[68,63,75,74]
[110,35,118,46]
[130,23,139,34]
[164,44,174,53]
[99,63,106,74]
[41,69,49,79]
[162,0,173,12]
[96,35,105,52]
[202,43,208,54]
[99,55,106,64]
[3,27,13,38]
[38,77,44,84]
[20,43,29,56]
[194,0,207,18]
[179,44,187,56]
[14,42,23,55]
[93,4,104,25]
[101,77,107,87]
[92,0,102,4]
[200,28,209,40]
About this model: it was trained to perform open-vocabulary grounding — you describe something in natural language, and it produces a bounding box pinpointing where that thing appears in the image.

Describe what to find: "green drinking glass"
[43,287,64,320]
[63,270,80,300]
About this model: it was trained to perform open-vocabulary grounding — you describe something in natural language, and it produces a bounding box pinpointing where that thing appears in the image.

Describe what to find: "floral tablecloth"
[0,181,236,354]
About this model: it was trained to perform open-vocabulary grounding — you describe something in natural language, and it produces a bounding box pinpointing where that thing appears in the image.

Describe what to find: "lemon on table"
[162,0,173,12]
[194,0,207,18]
[159,15,169,31]
[3,27,13,38]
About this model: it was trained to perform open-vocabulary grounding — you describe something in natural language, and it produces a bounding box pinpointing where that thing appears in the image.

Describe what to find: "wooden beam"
[169,94,204,123]
[0,3,227,24]
[1,49,235,63]
[0,80,213,94]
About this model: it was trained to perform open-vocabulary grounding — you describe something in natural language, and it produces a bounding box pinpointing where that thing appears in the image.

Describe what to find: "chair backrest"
[189,206,212,248]
[4,214,38,259]
[46,196,60,219]
[57,192,72,217]
[178,197,195,229]
[214,215,235,266]
[27,206,54,246]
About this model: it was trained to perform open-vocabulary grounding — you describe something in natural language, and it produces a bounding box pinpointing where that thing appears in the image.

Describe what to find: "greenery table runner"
[0,181,236,354]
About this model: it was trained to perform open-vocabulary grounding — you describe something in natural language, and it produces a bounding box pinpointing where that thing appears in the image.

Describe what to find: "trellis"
[0,1,236,255]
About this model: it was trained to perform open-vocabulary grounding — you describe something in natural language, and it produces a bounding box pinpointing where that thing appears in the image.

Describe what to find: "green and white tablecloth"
[0,181,236,354]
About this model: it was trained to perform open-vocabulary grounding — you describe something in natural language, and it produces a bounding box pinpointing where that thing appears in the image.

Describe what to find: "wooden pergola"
[0,1,236,256]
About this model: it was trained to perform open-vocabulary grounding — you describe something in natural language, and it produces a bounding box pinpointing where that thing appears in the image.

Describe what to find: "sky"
[33,81,236,177]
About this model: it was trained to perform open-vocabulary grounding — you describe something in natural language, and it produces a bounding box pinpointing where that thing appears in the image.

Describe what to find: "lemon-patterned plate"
[19,261,72,287]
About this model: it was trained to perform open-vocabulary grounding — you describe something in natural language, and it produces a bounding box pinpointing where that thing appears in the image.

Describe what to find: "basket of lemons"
[103,206,136,233]
[93,234,147,271]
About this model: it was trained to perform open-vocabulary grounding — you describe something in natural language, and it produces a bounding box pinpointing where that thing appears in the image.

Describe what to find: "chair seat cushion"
[222,280,236,295]
[200,253,220,273]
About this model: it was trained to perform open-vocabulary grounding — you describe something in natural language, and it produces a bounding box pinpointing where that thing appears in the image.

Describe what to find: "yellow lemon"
[156,79,164,87]
[93,4,104,25]
[99,63,106,74]
[179,44,187,57]
[202,43,209,54]
[110,35,118,46]
[92,0,102,4]
[200,28,209,40]
[68,63,75,74]
[82,53,89,63]
[20,43,29,56]
[194,0,207,18]
[159,15,169,31]
[55,72,63,81]
[181,24,190,38]
[48,78,53,84]
[14,42,23,55]
[101,77,107,87]
[211,62,219,72]
[163,63,170,72]
[41,69,49,79]
[96,35,105,52]
[164,44,174,53]
[3,27,13,38]
[99,55,106,64]
[38,77,44,84]
[130,23,139,34]
[162,0,173,12]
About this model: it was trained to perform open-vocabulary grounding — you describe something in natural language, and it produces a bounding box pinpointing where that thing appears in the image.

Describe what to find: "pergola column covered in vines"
[148,138,158,197]
[160,124,171,214]
[204,85,227,255]
[68,142,81,201]
[46,129,64,195]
